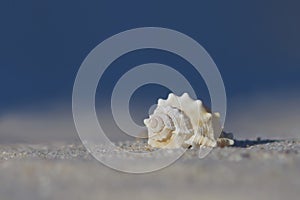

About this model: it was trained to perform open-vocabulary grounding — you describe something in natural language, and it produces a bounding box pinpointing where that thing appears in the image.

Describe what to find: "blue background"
[1,0,299,142]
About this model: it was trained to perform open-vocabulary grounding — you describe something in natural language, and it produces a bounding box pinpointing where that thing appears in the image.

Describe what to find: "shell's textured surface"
[144,93,234,149]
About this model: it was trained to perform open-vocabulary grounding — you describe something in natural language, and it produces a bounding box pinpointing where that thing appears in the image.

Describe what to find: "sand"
[0,139,299,200]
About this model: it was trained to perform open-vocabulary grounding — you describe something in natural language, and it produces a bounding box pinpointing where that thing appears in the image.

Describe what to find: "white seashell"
[144,93,234,149]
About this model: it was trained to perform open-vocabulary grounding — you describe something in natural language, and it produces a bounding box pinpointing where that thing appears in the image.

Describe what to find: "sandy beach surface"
[0,139,300,200]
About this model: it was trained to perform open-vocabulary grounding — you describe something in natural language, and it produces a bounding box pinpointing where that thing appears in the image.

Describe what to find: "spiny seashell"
[144,93,234,149]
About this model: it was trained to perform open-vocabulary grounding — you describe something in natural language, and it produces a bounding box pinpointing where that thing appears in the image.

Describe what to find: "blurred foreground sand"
[0,140,300,200]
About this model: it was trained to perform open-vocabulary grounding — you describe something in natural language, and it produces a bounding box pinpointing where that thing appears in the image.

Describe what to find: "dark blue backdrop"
[1,0,299,115]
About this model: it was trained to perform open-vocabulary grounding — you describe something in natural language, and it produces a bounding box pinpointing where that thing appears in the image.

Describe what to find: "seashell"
[144,93,234,149]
